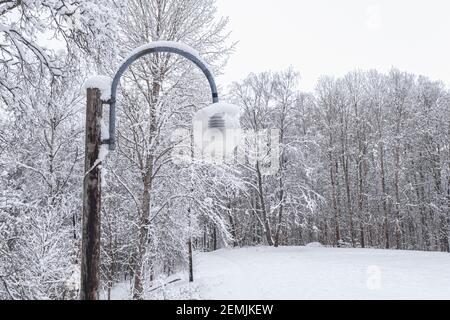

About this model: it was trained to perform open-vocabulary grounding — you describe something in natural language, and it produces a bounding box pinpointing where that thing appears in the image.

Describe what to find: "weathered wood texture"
[80,88,103,300]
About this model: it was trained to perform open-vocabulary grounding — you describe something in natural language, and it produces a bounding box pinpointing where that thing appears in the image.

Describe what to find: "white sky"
[215,0,450,92]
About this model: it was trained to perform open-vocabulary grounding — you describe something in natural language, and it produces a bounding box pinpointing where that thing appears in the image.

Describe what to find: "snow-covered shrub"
[0,206,76,299]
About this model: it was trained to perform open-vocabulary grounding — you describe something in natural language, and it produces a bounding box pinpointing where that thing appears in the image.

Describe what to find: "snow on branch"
[118,41,212,75]
[82,75,112,101]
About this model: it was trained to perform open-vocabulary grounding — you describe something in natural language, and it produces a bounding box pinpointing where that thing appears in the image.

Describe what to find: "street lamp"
[107,41,241,151]
[81,41,240,300]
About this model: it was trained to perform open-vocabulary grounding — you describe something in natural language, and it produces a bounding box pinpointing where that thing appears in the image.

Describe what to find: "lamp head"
[193,102,241,161]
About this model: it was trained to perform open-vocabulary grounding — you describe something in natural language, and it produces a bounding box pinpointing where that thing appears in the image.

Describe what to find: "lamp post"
[80,41,240,300]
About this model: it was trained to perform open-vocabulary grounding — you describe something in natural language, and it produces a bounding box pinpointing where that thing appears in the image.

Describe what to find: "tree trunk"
[447,135,450,252]
[342,154,355,247]
[133,79,160,300]
[379,143,390,249]
[330,156,341,246]
[274,174,284,247]
[228,207,238,247]
[394,147,402,249]
[188,237,194,282]
[133,161,152,300]
[274,117,285,248]
[212,226,217,251]
[256,160,274,246]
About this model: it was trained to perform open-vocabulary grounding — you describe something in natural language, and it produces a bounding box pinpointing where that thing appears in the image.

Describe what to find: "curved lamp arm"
[108,42,219,151]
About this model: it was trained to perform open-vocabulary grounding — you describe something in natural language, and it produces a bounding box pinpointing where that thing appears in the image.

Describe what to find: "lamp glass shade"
[193,102,241,161]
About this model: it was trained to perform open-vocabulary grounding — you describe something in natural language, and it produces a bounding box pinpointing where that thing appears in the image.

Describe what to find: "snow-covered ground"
[107,245,450,300]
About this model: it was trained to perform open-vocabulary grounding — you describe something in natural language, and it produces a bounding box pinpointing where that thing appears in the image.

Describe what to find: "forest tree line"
[228,69,449,254]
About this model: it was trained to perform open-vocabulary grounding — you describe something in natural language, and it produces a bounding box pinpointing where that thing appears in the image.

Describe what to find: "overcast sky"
[215,0,450,92]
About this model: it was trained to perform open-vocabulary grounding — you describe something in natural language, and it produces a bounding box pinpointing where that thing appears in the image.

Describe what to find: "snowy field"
[107,245,450,300]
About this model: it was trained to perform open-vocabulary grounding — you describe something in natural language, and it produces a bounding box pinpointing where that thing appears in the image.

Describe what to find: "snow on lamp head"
[193,102,241,161]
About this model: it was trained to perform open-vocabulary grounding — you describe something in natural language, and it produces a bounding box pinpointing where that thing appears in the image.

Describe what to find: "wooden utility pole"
[80,88,103,300]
